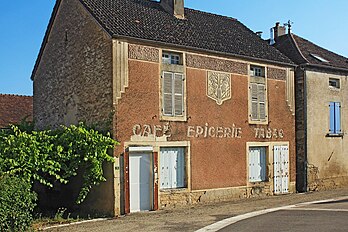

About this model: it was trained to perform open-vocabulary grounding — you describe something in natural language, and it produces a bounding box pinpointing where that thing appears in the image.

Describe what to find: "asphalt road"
[218,199,348,232]
[41,188,348,232]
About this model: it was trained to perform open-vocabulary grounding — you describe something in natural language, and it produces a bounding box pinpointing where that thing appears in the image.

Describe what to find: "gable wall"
[32,0,114,216]
[33,0,113,130]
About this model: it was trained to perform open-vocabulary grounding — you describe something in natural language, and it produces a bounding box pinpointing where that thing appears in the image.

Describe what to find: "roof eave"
[301,63,348,74]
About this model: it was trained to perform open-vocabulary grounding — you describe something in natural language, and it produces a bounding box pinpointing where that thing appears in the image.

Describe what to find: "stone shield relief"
[207,71,231,105]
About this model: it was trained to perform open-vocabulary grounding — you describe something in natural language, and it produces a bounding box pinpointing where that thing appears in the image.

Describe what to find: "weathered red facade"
[116,46,296,212]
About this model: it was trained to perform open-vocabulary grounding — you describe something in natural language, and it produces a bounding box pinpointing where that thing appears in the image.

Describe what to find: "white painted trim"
[128,146,153,152]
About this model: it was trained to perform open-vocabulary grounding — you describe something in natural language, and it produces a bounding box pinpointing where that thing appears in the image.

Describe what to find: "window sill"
[248,120,269,125]
[160,115,187,122]
[326,133,344,138]
[160,188,188,193]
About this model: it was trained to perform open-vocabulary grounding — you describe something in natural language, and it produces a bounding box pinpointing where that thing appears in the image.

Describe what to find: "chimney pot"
[273,22,286,41]
[160,0,185,19]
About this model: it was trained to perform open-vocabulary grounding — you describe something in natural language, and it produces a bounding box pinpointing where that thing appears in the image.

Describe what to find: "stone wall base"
[308,176,348,192]
[160,182,296,209]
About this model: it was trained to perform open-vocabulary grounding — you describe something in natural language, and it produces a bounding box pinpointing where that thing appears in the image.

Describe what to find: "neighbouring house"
[32,0,296,216]
[272,23,348,192]
[0,94,33,128]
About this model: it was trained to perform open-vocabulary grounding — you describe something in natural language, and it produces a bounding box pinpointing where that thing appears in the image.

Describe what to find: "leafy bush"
[0,123,118,204]
[0,175,37,232]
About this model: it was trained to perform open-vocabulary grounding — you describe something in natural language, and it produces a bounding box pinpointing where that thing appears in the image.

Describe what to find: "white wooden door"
[273,146,289,194]
[129,152,152,212]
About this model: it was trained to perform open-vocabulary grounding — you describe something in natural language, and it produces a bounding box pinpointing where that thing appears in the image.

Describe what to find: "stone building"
[272,23,348,192]
[32,0,296,216]
[0,94,33,128]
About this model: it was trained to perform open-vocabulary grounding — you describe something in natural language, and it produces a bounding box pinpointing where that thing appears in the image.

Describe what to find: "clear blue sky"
[1,0,348,96]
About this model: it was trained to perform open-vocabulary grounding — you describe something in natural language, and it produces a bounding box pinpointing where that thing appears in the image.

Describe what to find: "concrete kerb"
[40,218,108,231]
[195,196,348,232]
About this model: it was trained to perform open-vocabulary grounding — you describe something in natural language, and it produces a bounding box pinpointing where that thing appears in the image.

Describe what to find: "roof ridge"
[185,7,237,21]
[289,33,309,63]
[0,94,33,98]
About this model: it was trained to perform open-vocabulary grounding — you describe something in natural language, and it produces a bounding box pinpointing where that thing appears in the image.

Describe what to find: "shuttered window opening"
[250,83,267,121]
[160,147,185,189]
[248,147,267,182]
[329,102,341,134]
[162,72,184,117]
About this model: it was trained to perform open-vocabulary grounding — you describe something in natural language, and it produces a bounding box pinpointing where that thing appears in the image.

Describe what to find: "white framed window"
[329,78,340,89]
[160,147,186,189]
[250,65,265,77]
[248,147,267,182]
[162,52,182,65]
[162,71,185,117]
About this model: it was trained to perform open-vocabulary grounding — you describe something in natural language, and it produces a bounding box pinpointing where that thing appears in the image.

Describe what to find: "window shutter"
[249,147,266,182]
[329,102,335,133]
[160,149,170,189]
[335,102,341,133]
[258,84,266,120]
[163,72,173,116]
[174,73,184,116]
[250,83,258,120]
[160,148,185,189]
[248,149,255,182]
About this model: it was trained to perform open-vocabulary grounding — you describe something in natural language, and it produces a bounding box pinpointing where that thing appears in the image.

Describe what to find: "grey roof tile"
[79,0,293,64]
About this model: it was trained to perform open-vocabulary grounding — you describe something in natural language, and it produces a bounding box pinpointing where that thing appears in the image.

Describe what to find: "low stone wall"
[308,176,348,192]
[159,182,296,209]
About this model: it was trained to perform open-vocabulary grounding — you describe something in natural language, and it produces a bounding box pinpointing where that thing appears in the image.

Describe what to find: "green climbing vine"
[0,123,118,204]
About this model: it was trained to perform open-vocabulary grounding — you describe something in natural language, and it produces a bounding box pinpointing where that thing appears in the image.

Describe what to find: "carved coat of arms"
[207,71,231,105]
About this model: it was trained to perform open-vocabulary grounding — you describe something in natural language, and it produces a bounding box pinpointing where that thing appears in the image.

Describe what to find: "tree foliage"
[0,123,118,204]
[0,175,37,232]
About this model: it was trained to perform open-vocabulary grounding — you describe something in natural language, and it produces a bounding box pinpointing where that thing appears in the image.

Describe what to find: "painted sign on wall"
[254,127,284,139]
[187,123,242,139]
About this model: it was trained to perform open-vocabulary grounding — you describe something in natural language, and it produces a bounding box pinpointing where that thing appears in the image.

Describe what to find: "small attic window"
[310,53,329,63]
[162,51,182,65]
[329,78,340,89]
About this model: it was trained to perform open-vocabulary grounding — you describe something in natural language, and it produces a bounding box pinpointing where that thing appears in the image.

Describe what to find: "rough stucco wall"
[128,44,159,62]
[186,54,248,75]
[33,0,113,130]
[268,67,286,80]
[306,70,348,190]
[116,49,295,192]
[32,0,114,216]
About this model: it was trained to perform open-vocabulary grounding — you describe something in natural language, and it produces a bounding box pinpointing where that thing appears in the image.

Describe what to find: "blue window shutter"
[335,102,341,133]
[329,102,335,133]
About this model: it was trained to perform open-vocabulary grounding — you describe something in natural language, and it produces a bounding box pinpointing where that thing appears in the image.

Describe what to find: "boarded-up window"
[249,147,267,182]
[160,147,185,189]
[162,71,184,117]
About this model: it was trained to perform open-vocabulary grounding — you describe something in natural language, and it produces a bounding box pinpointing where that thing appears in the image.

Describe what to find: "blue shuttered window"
[329,102,341,134]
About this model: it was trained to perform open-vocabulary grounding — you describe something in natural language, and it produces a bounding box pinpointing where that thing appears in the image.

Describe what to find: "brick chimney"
[160,0,185,19]
[273,22,286,40]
